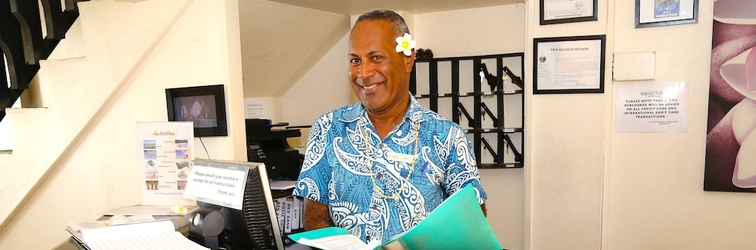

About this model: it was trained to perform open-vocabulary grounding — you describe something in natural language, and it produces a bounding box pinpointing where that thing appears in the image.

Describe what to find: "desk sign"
[138,122,194,206]
[184,160,249,210]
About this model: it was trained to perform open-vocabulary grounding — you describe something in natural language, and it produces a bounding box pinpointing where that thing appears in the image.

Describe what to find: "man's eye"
[350,58,361,64]
[372,56,383,61]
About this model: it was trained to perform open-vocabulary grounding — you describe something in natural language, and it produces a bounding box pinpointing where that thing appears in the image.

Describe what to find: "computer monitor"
[186,159,283,250]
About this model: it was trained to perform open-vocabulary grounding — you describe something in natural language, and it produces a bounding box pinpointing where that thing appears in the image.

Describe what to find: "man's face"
[348,20,414,114]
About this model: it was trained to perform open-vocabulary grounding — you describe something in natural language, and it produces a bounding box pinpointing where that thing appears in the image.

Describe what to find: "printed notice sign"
[138,122,194,205]
[615,82,689,133]
[244,98,268,119]
[184,161,249,210]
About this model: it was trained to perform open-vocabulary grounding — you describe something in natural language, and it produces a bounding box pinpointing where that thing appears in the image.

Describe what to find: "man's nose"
[357,62,375,79]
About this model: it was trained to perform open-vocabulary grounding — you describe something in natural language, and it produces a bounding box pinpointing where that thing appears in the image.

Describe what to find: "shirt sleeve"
[292,113,334,204]
[441,124,488,204]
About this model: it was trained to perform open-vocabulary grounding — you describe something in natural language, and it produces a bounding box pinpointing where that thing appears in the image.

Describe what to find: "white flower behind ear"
[395,33,416,56]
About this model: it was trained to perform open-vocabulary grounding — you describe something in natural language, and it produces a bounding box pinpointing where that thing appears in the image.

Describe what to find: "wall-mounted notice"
[138,122,193,205]
[615,81,689,133]
[244,98,268,119]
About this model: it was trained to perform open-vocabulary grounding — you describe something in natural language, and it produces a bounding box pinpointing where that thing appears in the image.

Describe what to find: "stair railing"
[0,0,87,121]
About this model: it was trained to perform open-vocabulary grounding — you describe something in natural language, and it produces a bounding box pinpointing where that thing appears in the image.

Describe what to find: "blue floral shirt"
[293,95,487,244]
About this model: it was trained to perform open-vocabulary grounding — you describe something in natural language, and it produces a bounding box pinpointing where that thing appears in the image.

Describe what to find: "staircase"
[0,0,229,248]
[0,0,86,122]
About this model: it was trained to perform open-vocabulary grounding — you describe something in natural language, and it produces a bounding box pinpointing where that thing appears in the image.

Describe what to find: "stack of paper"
[288,184,501,250]
[66,220,208,250]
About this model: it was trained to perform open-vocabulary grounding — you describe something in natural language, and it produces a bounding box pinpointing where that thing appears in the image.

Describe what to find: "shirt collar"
[339,93,426,125]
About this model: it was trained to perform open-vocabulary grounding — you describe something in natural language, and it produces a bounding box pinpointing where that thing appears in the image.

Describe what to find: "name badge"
[387,151,415,163]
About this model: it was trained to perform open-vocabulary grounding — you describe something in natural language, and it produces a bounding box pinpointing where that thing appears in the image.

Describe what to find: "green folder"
[289,184,502,250]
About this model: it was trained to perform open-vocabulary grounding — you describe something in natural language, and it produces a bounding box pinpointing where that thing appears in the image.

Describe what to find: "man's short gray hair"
[355,9,410,37]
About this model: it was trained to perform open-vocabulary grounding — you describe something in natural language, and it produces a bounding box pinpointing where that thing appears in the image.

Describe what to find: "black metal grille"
[242,168,278,250]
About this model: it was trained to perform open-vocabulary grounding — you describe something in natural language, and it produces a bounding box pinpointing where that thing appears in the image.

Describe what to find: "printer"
[245,119,303,180]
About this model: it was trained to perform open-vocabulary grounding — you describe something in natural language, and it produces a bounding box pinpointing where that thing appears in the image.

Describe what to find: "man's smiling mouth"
[357,78,385,92]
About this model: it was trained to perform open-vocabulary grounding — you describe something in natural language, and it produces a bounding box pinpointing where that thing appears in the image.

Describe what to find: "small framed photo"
[635,0,698,28]
[540,0,598,25]
[533,35,606,94]
[165,84,228,137]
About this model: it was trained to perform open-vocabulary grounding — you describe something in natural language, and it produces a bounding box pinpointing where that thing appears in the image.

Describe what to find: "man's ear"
[404,49,415,73]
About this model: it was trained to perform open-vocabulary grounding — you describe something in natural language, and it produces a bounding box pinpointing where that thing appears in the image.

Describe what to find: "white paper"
[183,161,249,210]
[138,122,194,206]
[86,231,208,250]
[80,220,174,242]
[543,0,594,20]
[615,81,689,133]
[244,98,268,119]
[297,235,380,250]
[80,220,208,250]
[536,39,603,90]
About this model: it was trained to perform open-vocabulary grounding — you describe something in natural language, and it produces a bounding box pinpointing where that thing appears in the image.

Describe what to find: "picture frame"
[165,84,228,137]
[533,35,606,94]
[540,0,598,25]
[635,0,698,28]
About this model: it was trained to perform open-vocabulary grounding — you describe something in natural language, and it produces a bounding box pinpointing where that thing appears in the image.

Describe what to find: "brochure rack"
[411,53,525,168]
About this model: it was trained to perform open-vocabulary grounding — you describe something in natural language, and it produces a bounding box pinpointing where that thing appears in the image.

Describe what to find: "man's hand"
[481,203,487,217]
[303,199,334,230]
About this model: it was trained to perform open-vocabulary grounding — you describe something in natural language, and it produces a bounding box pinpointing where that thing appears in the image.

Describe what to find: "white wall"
[414,5,527,250]
[605,1,756,249]
[523,0,609,249]
[280,33,353,127]
[523,0,756,249]
[0,99,18,151]
[0,0,244,249]
[414,6,525,58]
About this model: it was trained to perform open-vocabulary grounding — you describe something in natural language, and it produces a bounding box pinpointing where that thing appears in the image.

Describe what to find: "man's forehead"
[349,20,395,51]
[350,20,395,38]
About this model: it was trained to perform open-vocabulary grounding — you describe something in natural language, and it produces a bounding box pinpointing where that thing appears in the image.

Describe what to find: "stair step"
[46,18,86,61]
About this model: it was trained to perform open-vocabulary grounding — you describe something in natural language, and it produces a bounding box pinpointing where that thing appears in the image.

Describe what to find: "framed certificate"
[533,35,606,94]
[635,0,698,28]
[540,0,598,25]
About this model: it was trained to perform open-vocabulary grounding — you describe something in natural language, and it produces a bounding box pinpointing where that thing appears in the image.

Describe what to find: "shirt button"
[371,205,377,210]
[366,236,371,241]
[376,173,382,179]
[379,143,383,149]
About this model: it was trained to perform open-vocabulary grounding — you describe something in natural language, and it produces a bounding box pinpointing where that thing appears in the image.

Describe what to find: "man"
[655,0,679,17]
[293,9,487,244]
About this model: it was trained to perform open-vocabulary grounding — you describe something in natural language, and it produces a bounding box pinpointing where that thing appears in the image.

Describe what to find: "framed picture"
[635,0,698,28]
[533,35,606,94]
[540,0,598,25]
[704,0,756,192]
[165,84,228,137]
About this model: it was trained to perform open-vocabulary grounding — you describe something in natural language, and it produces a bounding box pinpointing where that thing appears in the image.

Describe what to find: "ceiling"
[266,0,523,15]
[238,0,349,98]
[238,0,524,97]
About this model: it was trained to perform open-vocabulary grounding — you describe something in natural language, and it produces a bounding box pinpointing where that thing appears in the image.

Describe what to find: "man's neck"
[368,97,410,139]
